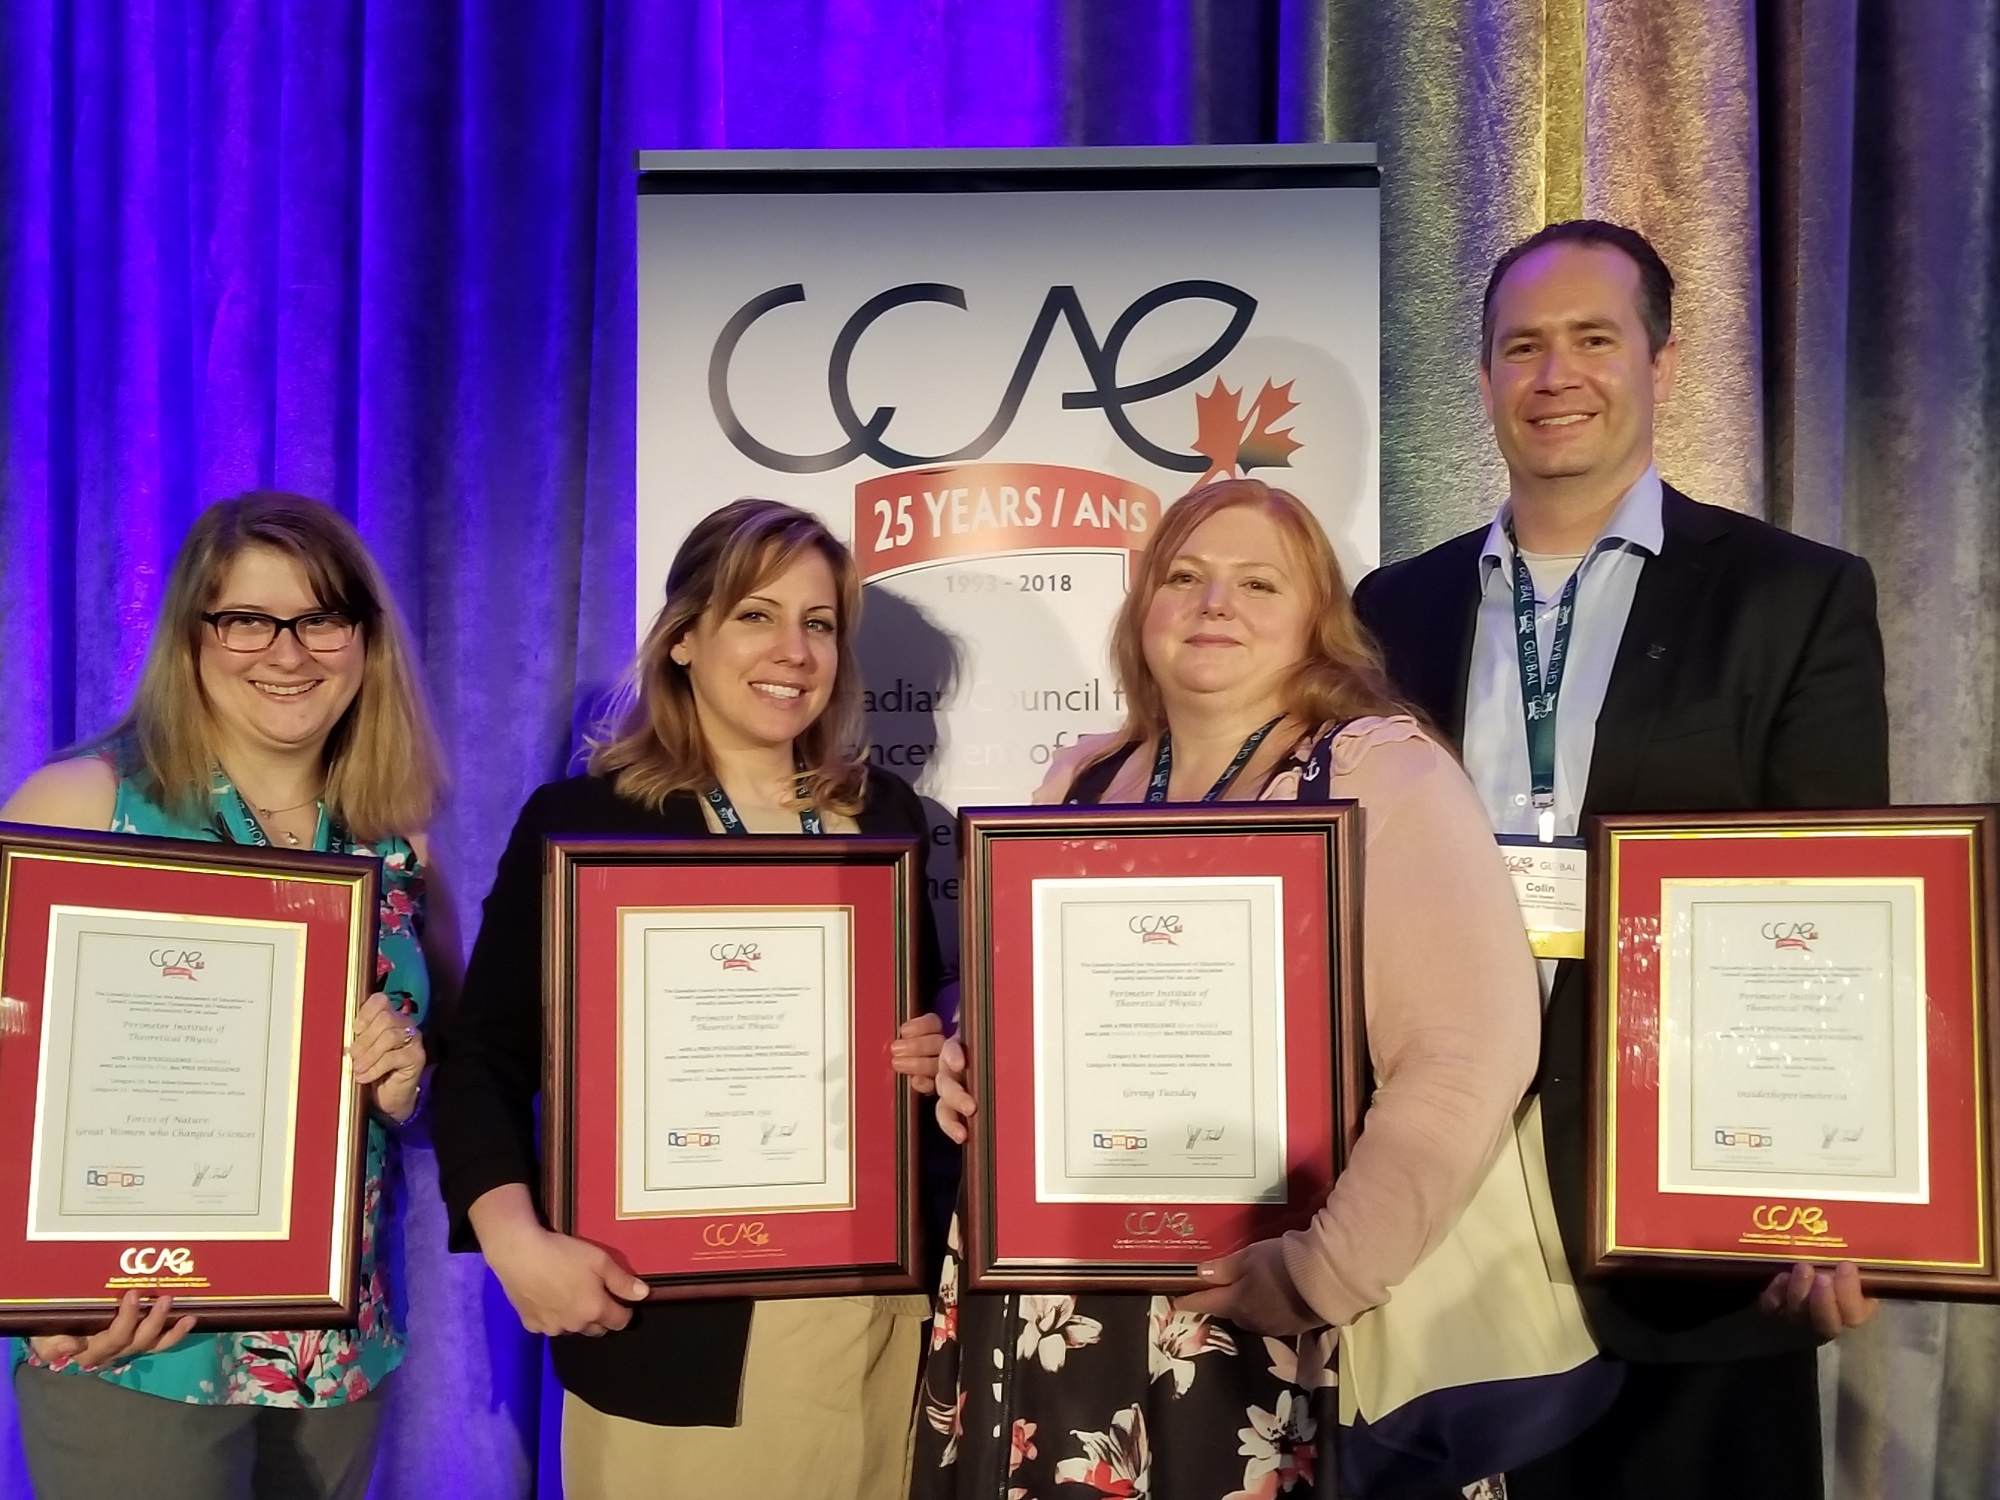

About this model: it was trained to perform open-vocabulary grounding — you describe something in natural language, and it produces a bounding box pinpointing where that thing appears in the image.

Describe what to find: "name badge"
[1497,834,1589,960]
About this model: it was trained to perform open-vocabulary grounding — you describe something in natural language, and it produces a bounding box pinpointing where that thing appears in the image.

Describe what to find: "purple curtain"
[0,4,1290,1495]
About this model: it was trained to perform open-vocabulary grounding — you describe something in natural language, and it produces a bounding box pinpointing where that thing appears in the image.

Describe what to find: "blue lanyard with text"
[704,782,825,836]
[1510,528,1582,844]
[1146,718,1283,804]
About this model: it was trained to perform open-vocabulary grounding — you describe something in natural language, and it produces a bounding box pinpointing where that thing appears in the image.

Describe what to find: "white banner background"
[638,160,1380,963]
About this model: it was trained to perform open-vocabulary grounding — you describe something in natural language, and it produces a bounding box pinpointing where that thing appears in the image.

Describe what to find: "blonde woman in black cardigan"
[433,499,947,1499]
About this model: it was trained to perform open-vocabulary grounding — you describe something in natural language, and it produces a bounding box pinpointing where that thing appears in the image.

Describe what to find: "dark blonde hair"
[589,499,869,816]
[100,491,445,842]
[1105,477,1406,749]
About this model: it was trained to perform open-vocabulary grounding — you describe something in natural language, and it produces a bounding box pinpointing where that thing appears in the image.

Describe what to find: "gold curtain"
[1284,0,2000,1493]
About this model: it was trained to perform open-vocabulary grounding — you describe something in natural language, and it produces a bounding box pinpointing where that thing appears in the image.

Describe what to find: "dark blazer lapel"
[1438,541,1482,745]
[1397,529,1484,745]
[1580,485,1729,815]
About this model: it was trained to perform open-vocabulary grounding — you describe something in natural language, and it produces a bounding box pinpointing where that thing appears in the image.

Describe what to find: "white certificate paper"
[1031,877,1287,1204]
[1658,879,1928,1202]
[27,907,306,1240]
[616,907,853,1217]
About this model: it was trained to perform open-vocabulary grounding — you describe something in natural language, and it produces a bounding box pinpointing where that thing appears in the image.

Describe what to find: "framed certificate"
[543,835,925,1299]
[1588,808,2000,1297]
[958,804,1365,1291]
[0,824,379,1330]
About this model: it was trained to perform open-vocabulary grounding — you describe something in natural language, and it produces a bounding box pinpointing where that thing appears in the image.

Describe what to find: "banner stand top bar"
[635,144,1377,175]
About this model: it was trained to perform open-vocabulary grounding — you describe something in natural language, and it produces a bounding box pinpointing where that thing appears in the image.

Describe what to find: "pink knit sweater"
[1036,715,1541,1327]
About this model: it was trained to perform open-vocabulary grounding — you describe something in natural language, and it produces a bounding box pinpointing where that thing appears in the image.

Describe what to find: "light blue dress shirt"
[1462,466,1665,840]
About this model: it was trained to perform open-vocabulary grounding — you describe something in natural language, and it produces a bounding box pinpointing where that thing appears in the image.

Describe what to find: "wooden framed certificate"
[542,835,925,1299]
[1588,807,2000,1298]
[958,804,1365,1291]
[0,824,379,1330]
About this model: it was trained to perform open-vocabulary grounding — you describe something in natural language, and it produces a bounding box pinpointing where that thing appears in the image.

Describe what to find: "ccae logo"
[149,949,204,980]
[1761,921,1819,953]
[666,1130,723,1150]
[701,1220,771,1249]
[87,1168,145,1189]
[1093,1132,1147,1151]
[1502,854,1537,876]
[710,280,1261,475]
[1752,1204,1830,1236]
[710,942,761,972]
[1129,914,1182,946]
[118,1246,193,1277]
[1122,1210,1196,1239]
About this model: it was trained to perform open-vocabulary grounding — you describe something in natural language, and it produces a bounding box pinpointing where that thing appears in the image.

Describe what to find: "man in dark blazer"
[1352,220,1885,1499]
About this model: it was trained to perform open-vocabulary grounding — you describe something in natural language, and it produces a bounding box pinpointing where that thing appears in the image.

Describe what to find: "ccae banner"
[636,148,1381,962]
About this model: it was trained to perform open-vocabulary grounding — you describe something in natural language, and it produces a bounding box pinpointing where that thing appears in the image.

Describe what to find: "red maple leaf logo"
[1239,379,1301,471]
[1188,378,1303,484]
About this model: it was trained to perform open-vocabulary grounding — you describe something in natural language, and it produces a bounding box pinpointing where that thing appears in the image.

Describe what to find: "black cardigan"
[431,765,944,1425]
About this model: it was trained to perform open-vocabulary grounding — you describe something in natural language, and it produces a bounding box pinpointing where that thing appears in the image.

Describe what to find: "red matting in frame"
[959,805,1365,1292]
[1588,808,2000,1298]
[0,826,375,1331]
[544,837,923,1300]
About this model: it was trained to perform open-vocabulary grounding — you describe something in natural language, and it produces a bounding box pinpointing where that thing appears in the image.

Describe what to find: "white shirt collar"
[1478,465,1666,586]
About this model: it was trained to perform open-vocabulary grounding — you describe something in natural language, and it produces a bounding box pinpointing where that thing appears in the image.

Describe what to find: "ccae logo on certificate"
[1093,1132,1148,1152]
[1761,921,1819,953]
[148,948,204,979]
[700,1220,772,1249]
[1752,1204,1829,1235]
[709,942,760,972]
[1122,1210,1197,1239]
[1740,1203,1845,1251]
[665,1130,723,1150]
[1129,914,1183,946]
[108,1245,207,1290]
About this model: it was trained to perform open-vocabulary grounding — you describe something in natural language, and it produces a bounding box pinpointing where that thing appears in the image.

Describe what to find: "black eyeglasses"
[201,610,359,654]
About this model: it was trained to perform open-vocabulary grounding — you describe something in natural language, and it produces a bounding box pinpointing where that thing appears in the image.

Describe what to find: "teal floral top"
[9,760,429,1406]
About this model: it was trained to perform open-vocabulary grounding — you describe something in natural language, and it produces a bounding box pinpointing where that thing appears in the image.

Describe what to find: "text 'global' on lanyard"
[1146,718,1284,804]
[704,781,825,836]
[1510,528,1581,845]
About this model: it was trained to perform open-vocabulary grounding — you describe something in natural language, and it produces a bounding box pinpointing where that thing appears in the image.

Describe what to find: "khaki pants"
[562,1295,928,1500]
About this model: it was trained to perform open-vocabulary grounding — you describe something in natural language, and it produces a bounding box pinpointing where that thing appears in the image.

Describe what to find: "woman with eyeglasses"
[431,497,948,1500]
[1,492,451,1499]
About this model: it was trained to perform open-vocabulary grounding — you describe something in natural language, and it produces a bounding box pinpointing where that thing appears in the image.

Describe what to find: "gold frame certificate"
[543,835,925,1300]
[0,824,379,1330]
[1587,808,2000,1298]
[960,804,1366,1292]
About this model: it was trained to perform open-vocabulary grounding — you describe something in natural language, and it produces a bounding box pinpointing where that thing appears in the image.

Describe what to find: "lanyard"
[1146,717,1283,804]
[1510,531,1582,844]
[704,782,825,836]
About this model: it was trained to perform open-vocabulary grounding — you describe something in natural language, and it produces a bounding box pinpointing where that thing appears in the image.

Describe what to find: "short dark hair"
[1480,219,1675,368]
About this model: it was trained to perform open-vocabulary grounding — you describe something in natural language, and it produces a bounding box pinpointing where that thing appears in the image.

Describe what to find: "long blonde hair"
[97,492,445,842]
[1105,477,1407,750]
[589,499,869,816]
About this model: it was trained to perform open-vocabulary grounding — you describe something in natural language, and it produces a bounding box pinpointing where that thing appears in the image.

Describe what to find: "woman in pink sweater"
[909,478,1542,1500]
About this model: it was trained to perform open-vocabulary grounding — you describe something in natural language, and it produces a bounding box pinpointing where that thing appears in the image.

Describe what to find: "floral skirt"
[911,1214,1323,1500]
